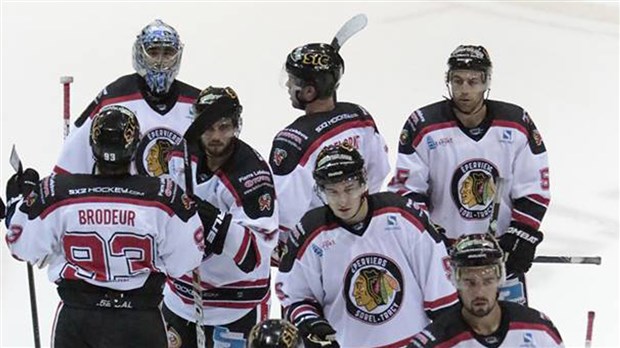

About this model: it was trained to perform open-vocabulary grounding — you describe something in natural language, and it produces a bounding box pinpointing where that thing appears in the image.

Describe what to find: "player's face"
[448,70,487,113]
[457,266,500,318]
[321,178,367,223]
[200,118,236,158]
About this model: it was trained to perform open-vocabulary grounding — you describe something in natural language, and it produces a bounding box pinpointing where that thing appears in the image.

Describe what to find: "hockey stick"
[585,311,595,348]
[532,256,601,265]
[487,177,503,236]
[9,146,41,348]
[182,139,206,348]
[60,76,74,137]
[330,13,368,52]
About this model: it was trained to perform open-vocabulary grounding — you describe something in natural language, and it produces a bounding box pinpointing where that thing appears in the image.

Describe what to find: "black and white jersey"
[165,139,278,325]
[269,102,390,243]
[5,174,204,291]
[388,100,550,240]
[54,73,200,176]
[277,192,457,348]
[407,301,564,348]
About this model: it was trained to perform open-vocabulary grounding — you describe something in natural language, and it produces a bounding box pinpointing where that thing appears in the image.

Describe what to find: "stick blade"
[331,13,368,51]
[9,145,22,173]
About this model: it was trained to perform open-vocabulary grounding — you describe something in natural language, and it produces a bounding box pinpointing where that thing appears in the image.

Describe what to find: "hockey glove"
[195,198,232,257]
[499,222,543,275]
[6,168,39,202]
[298,317,340,348]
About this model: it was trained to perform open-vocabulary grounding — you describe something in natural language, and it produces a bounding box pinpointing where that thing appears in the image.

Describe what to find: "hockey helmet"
[446,45,492,82]
[285,43,344,99]
[184,86,243,143]
[247,319,301,348]
[132,19,184,95]
[313,142,366,187]
[450,233,506,286]
[90,105,140,167]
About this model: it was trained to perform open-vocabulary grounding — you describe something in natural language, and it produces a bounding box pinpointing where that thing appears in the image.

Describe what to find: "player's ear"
[300,85,317,102]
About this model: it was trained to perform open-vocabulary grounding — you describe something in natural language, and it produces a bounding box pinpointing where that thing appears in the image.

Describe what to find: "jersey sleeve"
[404,205,458,319]
[5,184,62,265]
[387,114,432,209]
[54,115,96,174]
[158,201,204,278]
[217,173,279,274]
[365,126,391,193]
[276,225,325,324]
[509,110,551,231]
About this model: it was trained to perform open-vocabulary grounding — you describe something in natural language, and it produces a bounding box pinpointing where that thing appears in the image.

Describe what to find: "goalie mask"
[90,105,140,167]
[132,19,184,95]
[247,319,301,348]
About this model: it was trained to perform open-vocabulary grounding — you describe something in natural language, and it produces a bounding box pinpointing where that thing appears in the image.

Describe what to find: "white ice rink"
[1,2,618,347]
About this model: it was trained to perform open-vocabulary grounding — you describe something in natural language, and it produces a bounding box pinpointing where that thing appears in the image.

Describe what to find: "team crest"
[181,193,195,210]
[451,159,500,220]
[258,193,272,211]
[399,129,410,146]
[272,148,287,167]
[135,127,183,176]
[166,325,182,348]
[344,254,403,325]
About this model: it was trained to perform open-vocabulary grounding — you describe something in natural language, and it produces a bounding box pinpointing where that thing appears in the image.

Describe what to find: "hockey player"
[407,233,564,348]
[387,45,550,305]
[247,319,301,348]
[269,42,390,265]
[54,19,200,176]
[277,143,458,348]
[163,86,278,347]
[4,105,206,348]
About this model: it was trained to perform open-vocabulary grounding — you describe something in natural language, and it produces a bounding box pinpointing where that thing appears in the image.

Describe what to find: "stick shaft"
[533,256,601,265]
[585,311,595,348]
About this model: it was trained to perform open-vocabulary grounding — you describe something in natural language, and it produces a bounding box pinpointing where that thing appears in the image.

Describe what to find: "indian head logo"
[344,254,403,325]
[135,127,183,176]
[258,193,272,212]
[451,159,500,220]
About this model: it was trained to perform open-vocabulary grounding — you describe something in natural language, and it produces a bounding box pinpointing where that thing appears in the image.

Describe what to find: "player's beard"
[464,296,496,318]
[205,139,234,159]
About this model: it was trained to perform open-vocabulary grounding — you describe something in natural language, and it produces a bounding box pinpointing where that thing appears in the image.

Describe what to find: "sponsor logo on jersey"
[386,215,400,231]
[520,332,536,348]
[258,193,272,211]
[427,135,453,150]
[311,243,323,257]
[135,127,183,176]
[315,113,358,133]
[451,159,500,220]
[501,129,513,143]
[331,135,360,150]
[344,254,403,325]
[410,110,426,125]
[212,326,246,348]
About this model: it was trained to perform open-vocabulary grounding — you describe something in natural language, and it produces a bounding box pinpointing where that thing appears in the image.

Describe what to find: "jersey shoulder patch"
[488,100,547,155]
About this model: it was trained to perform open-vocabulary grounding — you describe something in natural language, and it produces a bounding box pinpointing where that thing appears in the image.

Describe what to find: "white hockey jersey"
[277,192,458,348]
[407,301,564,348]
[164,139,278,325]
[269,102,390,252]
[388,100,550,240]
[54,73,199,176]
[5,174,204,290]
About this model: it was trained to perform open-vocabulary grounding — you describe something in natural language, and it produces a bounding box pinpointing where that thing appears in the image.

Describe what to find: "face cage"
[451,263,506,290]
[133,42,183,94]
